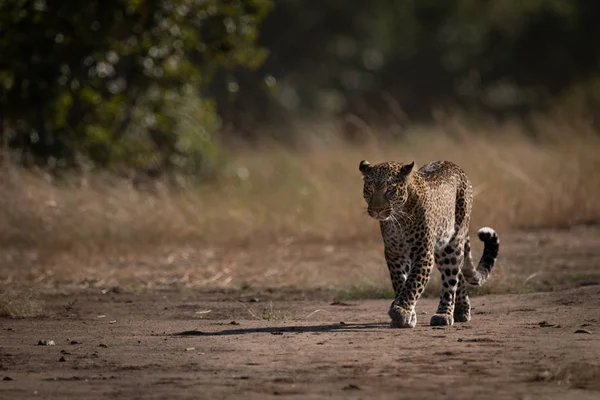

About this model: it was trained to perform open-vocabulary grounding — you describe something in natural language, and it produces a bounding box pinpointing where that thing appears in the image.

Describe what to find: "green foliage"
[0,0,273,173]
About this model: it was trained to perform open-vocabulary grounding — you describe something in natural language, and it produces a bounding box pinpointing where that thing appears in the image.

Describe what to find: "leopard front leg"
[385,249,410,298]
[388,251,434,329]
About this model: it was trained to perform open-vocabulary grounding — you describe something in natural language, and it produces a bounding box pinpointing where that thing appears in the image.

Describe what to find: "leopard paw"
[453,310,471,323]
[388,305,417,329]
[430,313,454,326]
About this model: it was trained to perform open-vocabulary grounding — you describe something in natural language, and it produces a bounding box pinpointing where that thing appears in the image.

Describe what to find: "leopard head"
[359,160,414,221]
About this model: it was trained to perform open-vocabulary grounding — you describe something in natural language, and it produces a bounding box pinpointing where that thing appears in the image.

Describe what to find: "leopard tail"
[462,227,499,286]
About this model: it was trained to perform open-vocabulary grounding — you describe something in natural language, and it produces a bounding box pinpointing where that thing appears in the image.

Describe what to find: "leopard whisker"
[395,210,413,224]
[390,214,404,232]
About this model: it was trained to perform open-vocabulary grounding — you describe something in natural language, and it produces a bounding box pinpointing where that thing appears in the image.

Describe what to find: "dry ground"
[1,226,600,400]
[0,284,599,400]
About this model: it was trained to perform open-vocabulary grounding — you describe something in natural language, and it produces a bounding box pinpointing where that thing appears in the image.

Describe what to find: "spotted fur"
[359,160,499,328]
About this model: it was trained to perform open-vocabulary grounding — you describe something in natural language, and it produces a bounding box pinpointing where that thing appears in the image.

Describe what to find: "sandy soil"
[1,284,599,400]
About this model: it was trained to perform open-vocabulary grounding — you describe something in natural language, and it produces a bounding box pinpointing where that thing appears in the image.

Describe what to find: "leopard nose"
[368,208,386,219]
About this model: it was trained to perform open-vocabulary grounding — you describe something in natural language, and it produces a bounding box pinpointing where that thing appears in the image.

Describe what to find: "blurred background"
[1,0,600,299]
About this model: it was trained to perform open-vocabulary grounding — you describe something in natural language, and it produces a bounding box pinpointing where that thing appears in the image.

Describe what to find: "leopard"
[359,159,499,328]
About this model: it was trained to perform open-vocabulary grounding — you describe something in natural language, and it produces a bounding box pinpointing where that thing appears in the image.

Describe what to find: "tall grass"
[1,119,599,291]
[1,123,599,249]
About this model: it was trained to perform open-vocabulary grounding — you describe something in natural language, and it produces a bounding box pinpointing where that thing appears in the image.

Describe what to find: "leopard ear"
[359,160,371,174]
[400,161,414,175]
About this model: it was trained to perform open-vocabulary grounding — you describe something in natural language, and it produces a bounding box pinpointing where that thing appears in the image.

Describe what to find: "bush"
[0,0,273,176]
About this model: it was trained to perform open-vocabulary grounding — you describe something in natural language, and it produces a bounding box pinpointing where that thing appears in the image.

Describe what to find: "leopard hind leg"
[453,271,471,322]
[431,237,465,326]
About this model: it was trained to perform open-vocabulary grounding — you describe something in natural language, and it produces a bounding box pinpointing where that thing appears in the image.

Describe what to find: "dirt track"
[1,284,599,400]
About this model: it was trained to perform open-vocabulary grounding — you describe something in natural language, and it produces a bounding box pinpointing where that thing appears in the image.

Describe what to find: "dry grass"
[534,363,600,391]
[0,290,43,318]
[238,300,292,321]
[2,124,598,249]
[1,119,599,294]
